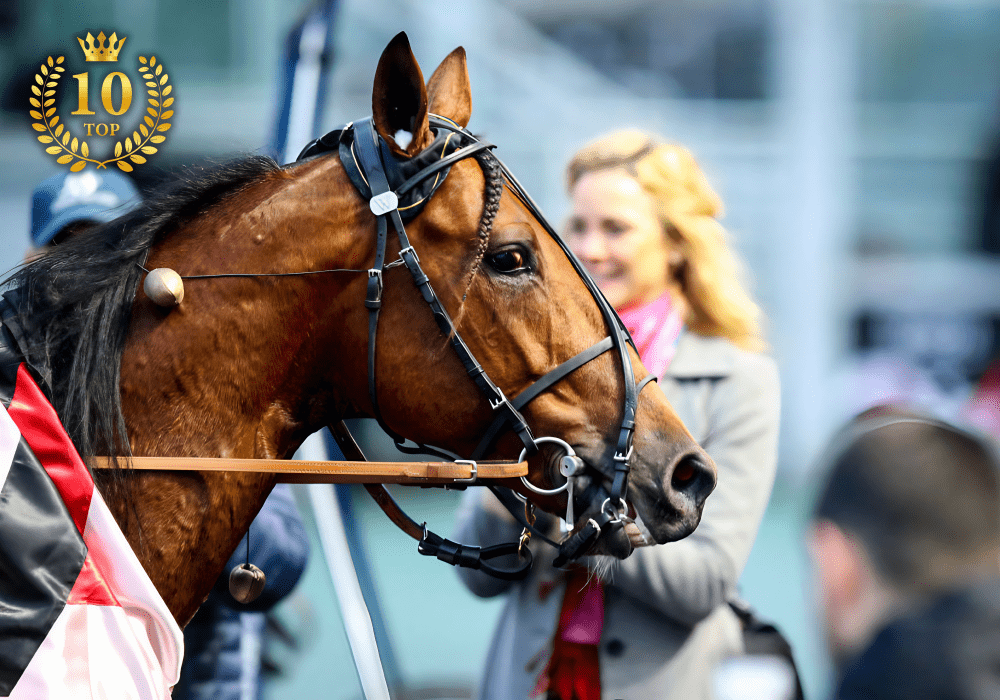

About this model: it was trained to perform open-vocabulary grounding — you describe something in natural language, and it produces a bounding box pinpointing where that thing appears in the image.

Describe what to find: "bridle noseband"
[298,114,658,570]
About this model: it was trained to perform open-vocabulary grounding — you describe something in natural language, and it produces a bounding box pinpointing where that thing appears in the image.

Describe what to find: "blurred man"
[29,170,141,258]
[809,409,1000,699]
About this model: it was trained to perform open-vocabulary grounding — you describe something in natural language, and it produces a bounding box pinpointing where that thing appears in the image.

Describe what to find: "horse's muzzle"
[559,439,716,559]
[632,447,717,544]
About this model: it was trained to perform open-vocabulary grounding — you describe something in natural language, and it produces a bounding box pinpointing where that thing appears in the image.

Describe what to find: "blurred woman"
[453,130,780,700]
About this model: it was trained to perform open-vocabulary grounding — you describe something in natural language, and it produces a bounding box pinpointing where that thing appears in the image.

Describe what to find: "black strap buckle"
[489,387,509,411]
[399,245,419,264]
[365,268,383,308]
[417,530,532,580]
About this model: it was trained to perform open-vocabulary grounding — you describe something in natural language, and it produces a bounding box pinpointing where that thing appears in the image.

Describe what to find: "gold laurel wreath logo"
[30,55,173,172]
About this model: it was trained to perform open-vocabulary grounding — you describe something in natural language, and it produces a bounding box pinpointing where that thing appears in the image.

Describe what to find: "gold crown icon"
[77,31,126,62]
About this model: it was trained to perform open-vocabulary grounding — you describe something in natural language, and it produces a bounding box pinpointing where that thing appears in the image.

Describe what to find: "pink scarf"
[534,291,684,699]
[556,292,682,649]
[616,290,684,377]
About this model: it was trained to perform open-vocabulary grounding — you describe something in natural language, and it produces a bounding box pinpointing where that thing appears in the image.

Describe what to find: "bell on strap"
[229,525,266,604]
[143,267,184,307]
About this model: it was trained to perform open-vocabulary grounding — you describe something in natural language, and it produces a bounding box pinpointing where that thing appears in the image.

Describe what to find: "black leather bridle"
[298,115,658,574]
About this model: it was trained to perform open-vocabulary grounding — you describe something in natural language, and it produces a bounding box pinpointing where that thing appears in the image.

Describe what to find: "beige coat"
[453,331,780,700]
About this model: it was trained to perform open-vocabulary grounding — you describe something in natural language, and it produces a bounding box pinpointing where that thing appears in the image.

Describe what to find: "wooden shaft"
[91,455,526,485]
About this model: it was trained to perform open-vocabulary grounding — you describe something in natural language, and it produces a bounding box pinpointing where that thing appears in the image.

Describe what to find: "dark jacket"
[837,579,1000,700]
[173,484,309,700]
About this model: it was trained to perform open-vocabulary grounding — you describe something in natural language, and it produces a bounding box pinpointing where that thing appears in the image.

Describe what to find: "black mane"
[5,156,281,468]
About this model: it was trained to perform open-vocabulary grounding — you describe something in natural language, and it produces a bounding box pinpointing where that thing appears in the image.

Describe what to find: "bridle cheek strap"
[351,118,537,458]
[470,337,614,460]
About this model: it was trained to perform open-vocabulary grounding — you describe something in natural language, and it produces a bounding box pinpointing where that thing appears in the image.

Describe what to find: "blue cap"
[31,170,141,247]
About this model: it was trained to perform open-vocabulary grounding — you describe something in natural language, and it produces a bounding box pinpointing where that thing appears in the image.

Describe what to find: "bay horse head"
[10,33,715,624]
[288,33,716,557]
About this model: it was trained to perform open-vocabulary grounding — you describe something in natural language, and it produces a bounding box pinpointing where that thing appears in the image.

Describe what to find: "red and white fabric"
[1,365,182,699]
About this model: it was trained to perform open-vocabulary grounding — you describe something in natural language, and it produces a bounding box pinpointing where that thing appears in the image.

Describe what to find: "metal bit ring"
[518,437,578,495]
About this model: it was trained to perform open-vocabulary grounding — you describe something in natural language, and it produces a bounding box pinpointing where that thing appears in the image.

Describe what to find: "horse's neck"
[111,157,368,624]
[122,169,359,458]
[98,470,277,626]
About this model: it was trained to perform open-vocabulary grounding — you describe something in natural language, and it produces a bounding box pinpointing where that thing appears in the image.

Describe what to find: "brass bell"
[229,563,266,604]
[143,267,184,307]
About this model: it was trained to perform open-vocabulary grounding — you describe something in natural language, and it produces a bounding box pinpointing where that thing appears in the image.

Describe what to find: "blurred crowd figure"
[838,335,1000,450]
[174,486,308,700]
[809,407,1000,700]
[962,359,1000,439]
[28,170,310,700]
[30,169,141,253]
[455,130,787,700]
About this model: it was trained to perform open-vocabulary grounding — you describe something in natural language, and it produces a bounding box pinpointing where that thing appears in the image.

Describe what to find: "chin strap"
[329,422,534,580]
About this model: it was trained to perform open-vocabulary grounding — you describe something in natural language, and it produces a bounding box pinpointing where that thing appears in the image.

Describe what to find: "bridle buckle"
[601,497,630,524]
[489,388,508,411]
[399,245,420,264]
[453,459,478,484]
[613,445,634,463]
[367,268,383,304]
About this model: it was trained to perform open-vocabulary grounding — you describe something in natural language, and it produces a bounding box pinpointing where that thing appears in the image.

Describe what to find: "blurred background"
[3,0,1000,698]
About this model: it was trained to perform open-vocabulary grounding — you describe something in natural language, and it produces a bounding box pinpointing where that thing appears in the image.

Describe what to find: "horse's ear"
[372,32,432,157]
[427,47,472,128]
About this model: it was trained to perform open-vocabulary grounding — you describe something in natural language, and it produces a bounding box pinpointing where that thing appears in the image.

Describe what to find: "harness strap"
[328,423,532,580]
[470,336,614,459]
[352,119,537,458]
[366,219,388,412]
[608,373,658,499]
[352,120,414,446]
[90,454,526,483]
[515,337,617,410]
[395,141,493,197]
[417,532,531,581]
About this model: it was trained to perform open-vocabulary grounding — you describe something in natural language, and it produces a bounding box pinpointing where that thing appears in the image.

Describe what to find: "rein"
[91,453,526,484]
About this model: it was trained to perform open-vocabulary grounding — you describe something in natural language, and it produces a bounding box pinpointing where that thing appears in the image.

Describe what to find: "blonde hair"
[567,130,766,352]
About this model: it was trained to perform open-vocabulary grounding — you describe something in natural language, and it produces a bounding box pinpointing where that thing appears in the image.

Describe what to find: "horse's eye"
[488,249,528,274]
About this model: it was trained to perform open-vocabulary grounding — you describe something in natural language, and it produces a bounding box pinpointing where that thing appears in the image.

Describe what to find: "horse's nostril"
[670,453,715,505]
[672,458,696,487]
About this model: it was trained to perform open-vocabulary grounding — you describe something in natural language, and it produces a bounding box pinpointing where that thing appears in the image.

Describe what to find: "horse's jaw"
[572,490,706,560]
[586,525,634,559]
